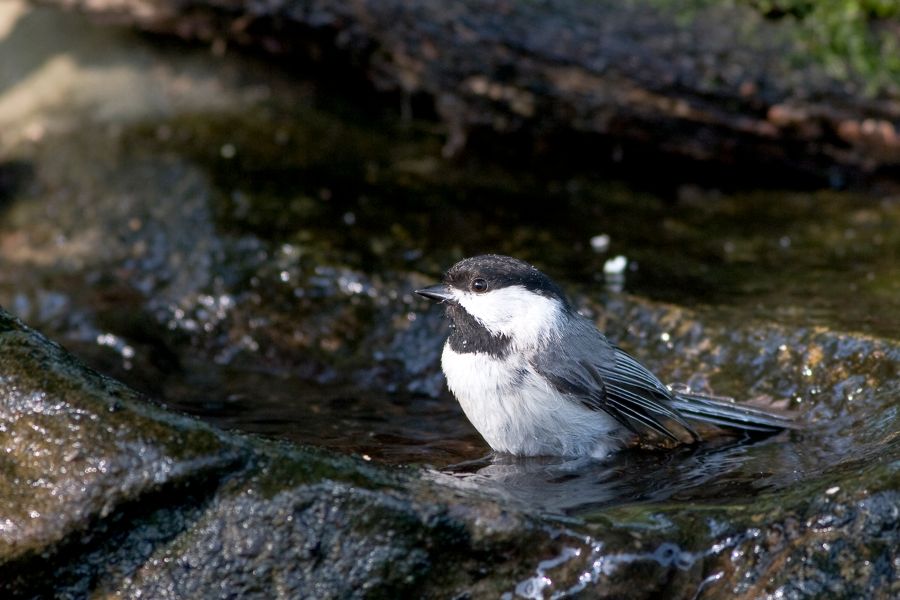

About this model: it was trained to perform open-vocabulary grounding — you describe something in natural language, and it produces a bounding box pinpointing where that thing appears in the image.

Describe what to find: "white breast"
[441,343,624,457]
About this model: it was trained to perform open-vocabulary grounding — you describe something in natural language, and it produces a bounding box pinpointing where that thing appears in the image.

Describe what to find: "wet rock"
[0,307,667,598]
[0,306,539,597]
[40,0,900,183]
[112,454,552,599]
[2,302,898,598]
[0,308,245,595]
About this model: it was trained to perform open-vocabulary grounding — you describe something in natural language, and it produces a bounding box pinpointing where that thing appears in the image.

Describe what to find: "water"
[158,365,484,465]
[1,2,898,525]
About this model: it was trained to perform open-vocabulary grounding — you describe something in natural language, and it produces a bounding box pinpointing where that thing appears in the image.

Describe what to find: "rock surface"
[1,303,898,598]
[0,307,565,598]
[38,0,900,183]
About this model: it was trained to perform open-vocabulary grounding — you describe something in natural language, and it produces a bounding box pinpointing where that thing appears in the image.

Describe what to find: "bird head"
[416,254,570,350]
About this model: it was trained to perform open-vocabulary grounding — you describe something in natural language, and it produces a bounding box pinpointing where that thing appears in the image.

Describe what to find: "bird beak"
[415,284,455,303]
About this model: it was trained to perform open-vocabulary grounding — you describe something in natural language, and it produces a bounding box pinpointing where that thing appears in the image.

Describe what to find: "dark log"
[38,0,900,184]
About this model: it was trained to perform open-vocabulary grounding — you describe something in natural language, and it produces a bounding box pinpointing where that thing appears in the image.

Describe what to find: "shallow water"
[1,3,898,525]
[433,383,898,517]
[158,364,485,465]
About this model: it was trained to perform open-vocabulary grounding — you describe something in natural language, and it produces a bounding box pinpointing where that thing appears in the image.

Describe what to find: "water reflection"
[424,376,899,516]
[432,433,797,515]
[154,359,897,517]
[158,365,487,465]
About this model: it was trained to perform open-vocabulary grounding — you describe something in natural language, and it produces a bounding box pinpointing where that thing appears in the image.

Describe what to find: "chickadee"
[416,254,795,458]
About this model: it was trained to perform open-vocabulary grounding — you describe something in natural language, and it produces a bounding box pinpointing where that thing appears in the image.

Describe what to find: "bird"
[415,254,796,458]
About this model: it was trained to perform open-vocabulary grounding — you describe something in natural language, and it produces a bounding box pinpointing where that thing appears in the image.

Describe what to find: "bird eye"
[471,278,488,293]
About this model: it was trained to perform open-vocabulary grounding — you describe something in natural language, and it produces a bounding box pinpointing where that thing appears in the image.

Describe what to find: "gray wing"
[531,316,697,441]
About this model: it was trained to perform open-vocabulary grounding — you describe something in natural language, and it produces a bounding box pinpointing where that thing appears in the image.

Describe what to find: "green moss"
[775,0,898,91]
[642,0,900,94]
[248,442,408,499]
[758,0,900,92]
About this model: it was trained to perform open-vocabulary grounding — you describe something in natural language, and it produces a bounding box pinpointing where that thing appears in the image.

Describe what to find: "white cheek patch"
[454,285,563,347]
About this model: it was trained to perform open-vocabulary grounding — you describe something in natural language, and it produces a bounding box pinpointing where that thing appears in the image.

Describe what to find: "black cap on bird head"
[419,254,570,308]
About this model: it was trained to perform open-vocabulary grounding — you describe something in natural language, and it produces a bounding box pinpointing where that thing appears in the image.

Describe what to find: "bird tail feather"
[668,391,799,433]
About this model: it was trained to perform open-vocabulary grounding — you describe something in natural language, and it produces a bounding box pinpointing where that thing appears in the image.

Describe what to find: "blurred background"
[1,0,898,466]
